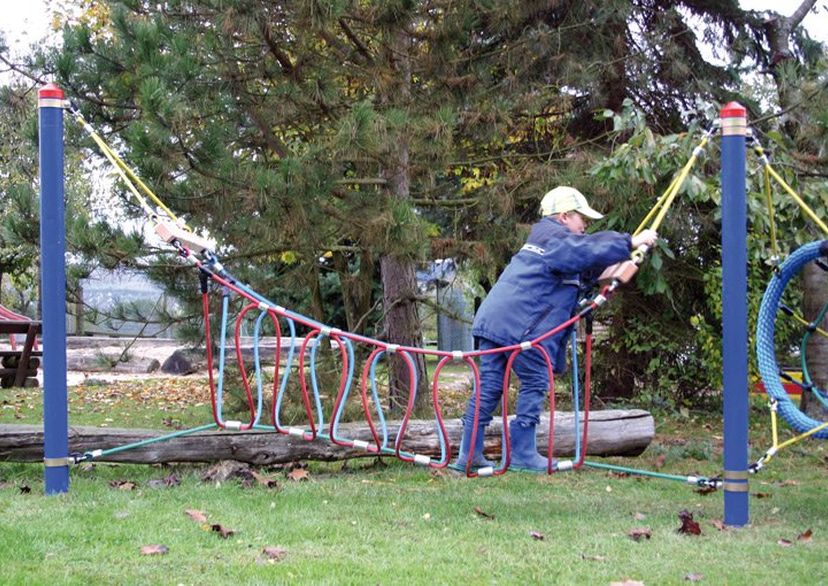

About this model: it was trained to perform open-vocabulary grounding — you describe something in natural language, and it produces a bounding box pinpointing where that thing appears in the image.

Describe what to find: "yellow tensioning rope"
[69,109,184,228]
[633,132,713,238]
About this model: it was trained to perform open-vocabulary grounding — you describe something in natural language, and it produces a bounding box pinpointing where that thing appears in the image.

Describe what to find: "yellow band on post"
[43,457,70,468]
[723,481,749,492]
[723,470,749,480]
[721,118,747,136]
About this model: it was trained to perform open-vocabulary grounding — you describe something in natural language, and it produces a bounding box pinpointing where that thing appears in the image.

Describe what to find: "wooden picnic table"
[0,320,42,388]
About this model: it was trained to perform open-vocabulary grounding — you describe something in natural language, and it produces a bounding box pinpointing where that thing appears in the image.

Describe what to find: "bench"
[0,320,42,388]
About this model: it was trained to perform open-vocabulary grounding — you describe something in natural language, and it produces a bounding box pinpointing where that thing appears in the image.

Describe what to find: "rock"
[161,349,200,375]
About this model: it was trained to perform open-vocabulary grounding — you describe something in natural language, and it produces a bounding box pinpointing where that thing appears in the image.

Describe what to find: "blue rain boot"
[509,421,549,471]
[453,424,493,469]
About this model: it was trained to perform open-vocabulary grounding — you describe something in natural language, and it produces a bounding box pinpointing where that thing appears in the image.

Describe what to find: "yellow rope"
[787,311,828,339]
[762,163,779,259]
[765,164,828,235]
[631,134,712,240]
[71,111,183,227]
[647,135,711,234]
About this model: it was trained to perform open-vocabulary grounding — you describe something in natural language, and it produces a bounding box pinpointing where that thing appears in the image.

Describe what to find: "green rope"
[800,301,828,409]
[87,423,217,459]
[583,460,715,486]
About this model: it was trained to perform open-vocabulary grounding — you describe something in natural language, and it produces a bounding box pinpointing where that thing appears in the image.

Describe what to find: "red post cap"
[720,101,746,119]
[38,83,64,100]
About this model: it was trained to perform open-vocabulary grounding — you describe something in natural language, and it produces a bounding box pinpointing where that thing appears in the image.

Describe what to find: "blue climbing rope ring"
[756,240,828,438]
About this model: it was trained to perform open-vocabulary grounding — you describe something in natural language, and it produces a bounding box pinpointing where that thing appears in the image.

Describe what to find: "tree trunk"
[765,1,824,418]
[332,249,375,334]
[801,261,828,419]
[379,27,428,414]
[0,409,654,465]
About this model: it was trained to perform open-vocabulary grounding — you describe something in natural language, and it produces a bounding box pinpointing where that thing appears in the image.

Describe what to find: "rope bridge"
[57,102,826,484]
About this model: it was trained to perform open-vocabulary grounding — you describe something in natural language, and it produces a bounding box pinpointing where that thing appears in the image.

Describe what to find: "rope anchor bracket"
[154,220,213,254]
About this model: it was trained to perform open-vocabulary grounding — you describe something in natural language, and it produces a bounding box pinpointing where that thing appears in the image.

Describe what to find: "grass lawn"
[1,379,827,584]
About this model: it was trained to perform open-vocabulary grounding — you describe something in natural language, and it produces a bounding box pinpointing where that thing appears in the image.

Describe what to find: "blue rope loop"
[756,240,828,438]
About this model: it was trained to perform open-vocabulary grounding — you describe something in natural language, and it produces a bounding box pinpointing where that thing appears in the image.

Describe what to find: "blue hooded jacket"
[472,217,632,372]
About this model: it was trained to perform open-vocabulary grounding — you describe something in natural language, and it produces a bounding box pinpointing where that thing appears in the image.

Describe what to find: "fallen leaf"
[287,468,310,482]
[752,492,772,499]
[474,507,495,520]
[139,544,169,556]
[185,509,209,523]
[109,480,136,491]
[529,531,545,541]
[18,484,31,494]
[653,454,666,469]
[633,512,647,521]
[610,580,645,586]
[251,471,280,489]
[710,519,726,531]
[627,527,652,542]
[201,461,253,483]
[777,538,793,547]
[694,485,717,495]
[685,573,704,582]
[148,473,181,489]
[261,546,287,561]
[211,523,235,539]
[677,510,702,536]
[580,553,607,562]
[797,529,813,542]
[422,513,431,521]
[776,479,799,487]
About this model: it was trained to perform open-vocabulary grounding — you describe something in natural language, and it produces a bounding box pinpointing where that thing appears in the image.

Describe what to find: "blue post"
[720,102,749,526]
[38,83,69,494]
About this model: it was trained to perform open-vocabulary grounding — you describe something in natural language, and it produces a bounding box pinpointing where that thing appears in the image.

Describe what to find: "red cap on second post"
[720,101,746,119]
[38,83,64,100]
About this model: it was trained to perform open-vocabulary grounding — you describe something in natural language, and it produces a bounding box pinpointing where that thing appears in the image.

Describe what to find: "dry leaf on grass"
[185,509,209,523]
[798,528,813,542]
[259,546,287,563]
[251,471,281,489]
[752,492,772,499]
[580,553,607,562]
[139,544,169,556]
[529,531,545,541]
[610,580,645,586]
[778,538,793,547]
[474,507,495,520]
[677,510,702,536]
[287,468,310,482]
[109,480,136,491]
[628,527,652,541]
[710,519,726,531]
[148,473,180,489]
[211,523,235,539]
[685,573,704,582]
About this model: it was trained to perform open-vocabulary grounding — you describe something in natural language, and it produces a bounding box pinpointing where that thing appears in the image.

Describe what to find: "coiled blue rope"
[756,240,828,438]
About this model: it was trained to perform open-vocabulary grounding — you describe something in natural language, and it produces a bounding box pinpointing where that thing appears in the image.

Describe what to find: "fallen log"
[0,409,653,466]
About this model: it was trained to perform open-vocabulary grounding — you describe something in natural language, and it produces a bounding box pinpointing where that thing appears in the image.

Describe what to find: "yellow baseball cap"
[539,186,604,219]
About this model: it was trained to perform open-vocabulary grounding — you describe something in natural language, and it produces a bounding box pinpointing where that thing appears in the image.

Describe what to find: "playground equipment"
[34,84,828,530]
